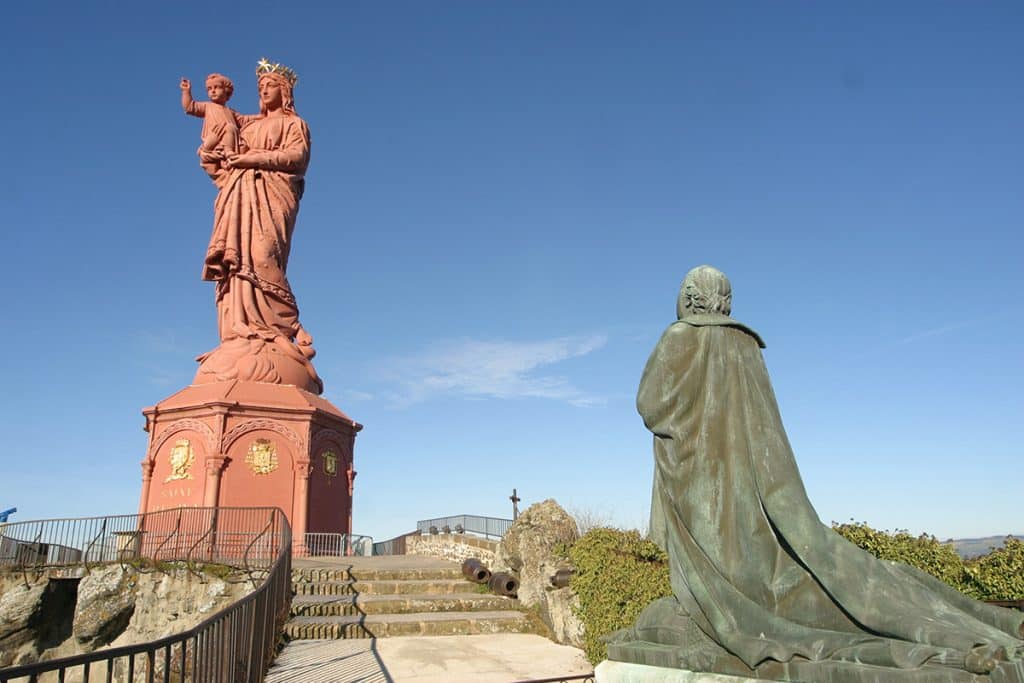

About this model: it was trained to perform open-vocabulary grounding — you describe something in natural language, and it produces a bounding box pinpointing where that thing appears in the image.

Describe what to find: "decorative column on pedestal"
[138,460,155,516]
[347,462,357,537]
[292,460,312,551]
[203,456,227,507]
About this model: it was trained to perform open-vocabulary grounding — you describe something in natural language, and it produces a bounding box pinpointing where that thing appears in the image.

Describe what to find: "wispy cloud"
[131,330,197,386]
[380,335,608,407]
[134,329,196,356]
[140,364,185,388]
[895,311,1004,345]
[340,389,375,402]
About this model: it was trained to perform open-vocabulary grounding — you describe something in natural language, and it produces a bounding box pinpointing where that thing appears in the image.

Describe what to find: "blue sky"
[2,2,1021,542]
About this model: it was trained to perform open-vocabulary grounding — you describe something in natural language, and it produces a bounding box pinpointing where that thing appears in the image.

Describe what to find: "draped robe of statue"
[610,311,1024,683]
[193,110,322,393]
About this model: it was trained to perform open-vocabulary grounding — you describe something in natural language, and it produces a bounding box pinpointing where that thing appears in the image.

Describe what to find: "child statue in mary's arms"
[179,73,256,184]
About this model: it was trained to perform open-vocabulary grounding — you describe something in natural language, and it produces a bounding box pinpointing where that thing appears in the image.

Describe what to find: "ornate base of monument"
[137,380,360,548]
[194,338,323,395]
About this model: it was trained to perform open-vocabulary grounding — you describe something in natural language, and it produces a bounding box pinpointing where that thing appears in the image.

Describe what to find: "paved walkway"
[265,634,593,683]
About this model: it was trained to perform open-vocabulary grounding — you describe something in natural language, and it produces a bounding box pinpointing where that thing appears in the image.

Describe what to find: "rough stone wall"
[406,533,498,565]
[494,499,584,647]
[0,564,250,671]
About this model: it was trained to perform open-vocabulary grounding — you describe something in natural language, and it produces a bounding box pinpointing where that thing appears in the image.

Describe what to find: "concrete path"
[265,634,593,683]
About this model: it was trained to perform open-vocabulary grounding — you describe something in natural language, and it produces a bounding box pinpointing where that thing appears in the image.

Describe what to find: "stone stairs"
[284,558,539,640]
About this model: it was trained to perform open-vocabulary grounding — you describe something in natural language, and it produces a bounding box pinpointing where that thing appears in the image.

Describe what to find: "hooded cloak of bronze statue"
[607,266,1024,683]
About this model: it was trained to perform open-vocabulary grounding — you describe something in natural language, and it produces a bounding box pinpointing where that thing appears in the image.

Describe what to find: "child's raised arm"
[180,78,205,117]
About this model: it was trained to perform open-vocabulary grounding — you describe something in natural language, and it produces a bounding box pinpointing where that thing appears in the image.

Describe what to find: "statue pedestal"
[138,380,361,549]
[596,662,752,683]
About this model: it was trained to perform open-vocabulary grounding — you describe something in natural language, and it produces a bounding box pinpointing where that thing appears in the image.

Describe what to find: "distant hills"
[949,535,1023,559]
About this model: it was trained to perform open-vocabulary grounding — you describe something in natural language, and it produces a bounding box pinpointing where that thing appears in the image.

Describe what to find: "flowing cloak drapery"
[636,315,1023,676]
[203,113,310,344]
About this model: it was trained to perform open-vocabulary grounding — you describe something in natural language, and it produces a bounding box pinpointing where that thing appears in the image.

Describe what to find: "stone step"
[290,592,519,617]
[283,611,538,640]
[292,565,464,583]
[293,578,479,596]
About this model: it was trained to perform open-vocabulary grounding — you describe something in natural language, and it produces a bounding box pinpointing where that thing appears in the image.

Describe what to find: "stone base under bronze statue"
[602,597,1024,681]
[597,659,1024,683]
[595,661,755,683]
[601,599,1024,682]
[137,379,360,550]
[600,645,1024,683]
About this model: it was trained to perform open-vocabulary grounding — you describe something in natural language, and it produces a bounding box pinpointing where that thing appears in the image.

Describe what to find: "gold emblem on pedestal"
[165,439,195,482]
[246,439,278,475]
[322,450,338,479]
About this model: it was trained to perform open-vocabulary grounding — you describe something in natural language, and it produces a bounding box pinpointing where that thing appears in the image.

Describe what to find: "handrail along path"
[0,506,292,683]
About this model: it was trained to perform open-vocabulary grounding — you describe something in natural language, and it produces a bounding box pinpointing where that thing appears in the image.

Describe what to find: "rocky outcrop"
[73,565,138,651]
[129,566,233,635]
[494,499,584,646]
[0,580,47,666]
[0,564,248,668]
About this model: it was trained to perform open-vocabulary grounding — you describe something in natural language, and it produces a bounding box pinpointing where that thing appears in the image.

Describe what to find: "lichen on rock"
[73,564,139,651]
[494,499,583,646]
[0,579,47,666]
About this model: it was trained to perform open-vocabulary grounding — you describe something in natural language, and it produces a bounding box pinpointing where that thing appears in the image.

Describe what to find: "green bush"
[568,527,671,663]
[831,521,975,596]
[965,538,1024,600]
[833,522,1024,602]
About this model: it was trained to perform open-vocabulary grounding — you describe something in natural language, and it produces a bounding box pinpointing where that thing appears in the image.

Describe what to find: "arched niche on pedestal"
[146,419,214,512]
[307,428,353,534]
[218,420,299,517]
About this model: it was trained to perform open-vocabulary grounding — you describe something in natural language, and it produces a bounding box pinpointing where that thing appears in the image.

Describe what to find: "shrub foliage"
[830,521,973,595]
[832,522,1024,601]
[568,527,671,663]
[964,538,1024,600]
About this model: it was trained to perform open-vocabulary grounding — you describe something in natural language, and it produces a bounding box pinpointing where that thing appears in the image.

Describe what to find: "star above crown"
[256,58,298,85]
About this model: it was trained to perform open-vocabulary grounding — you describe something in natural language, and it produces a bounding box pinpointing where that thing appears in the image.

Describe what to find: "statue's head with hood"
[677,265,732,319]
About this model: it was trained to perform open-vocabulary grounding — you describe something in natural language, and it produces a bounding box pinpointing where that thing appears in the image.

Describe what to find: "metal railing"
[0,507,286,571]
[416,514,513,539]
[293,532,374,557]
[512,675,594,683]
[372,530,420,556]
[0,506,292,683]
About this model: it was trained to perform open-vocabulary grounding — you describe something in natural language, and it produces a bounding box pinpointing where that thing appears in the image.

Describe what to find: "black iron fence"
[0,507,286,571]
[416,514,513,539]
[0,506,291,683]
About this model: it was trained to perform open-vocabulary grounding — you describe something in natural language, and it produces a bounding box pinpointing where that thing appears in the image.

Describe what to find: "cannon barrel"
[488,571,519,597]
[550,566,575,588]
[461,558,492,584]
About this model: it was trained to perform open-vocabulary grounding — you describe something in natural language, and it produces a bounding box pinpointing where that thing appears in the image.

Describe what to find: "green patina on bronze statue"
[607,266,1024,682]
